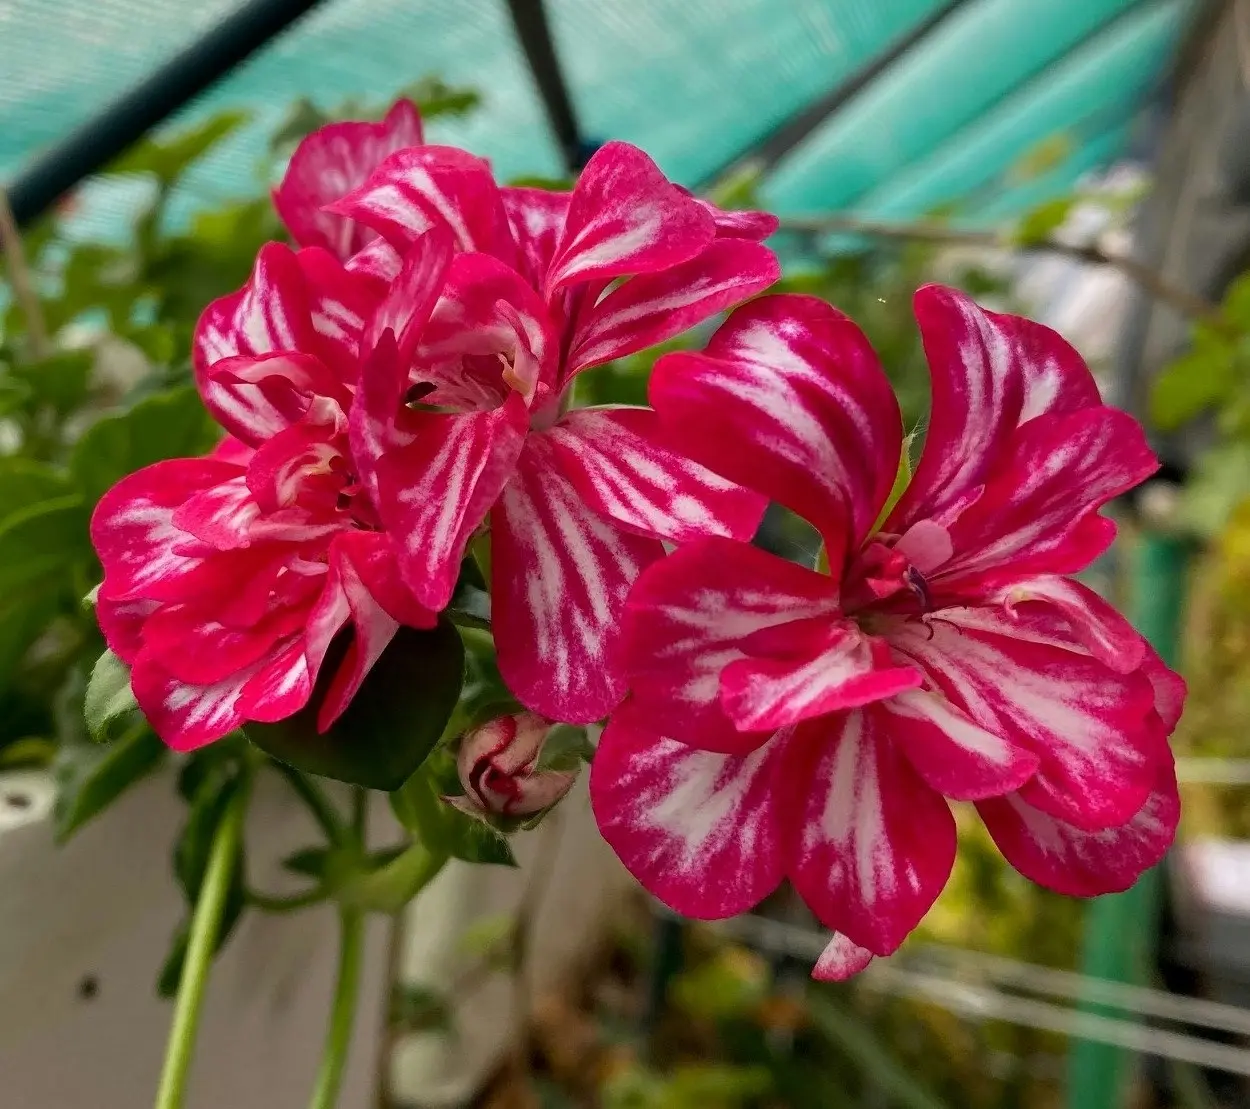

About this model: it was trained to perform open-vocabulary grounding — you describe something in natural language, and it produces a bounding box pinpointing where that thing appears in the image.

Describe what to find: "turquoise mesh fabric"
[0,0,1199,245]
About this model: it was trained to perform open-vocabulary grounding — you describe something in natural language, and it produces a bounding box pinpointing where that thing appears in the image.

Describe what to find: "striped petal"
[545,142,714,293]
[274,98,424,258]
[332,530,437,629]
[329,145,509,256]
[784,708,957,956]
[721,622,921,733]
[879,688,1040,801]
[91,458,243,602]
[130,648,264,752]
[565,239,780,374]
[295,246,385,384]
[651,295,901,572]
[889,608,1163,830]
[891,285,1103,529]
[545,407,765,544]
[193,243,320,445]
[692,196,779,242]
[621,536,838,752]
[235,637,314,726]
[978,761,1179,897]
[346,236,403,283]
[374,398,528,612]
[589,716,786,918]
[989,575,1148,675]
[939,407,1158,582]
[97,596,158,664]
[492,437,664,724]
[501,186,570,287]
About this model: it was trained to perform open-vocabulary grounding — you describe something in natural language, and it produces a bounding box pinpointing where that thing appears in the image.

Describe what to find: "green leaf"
[283,846,332,879]
[1151,346,1234,431]
[0,458,73,522]
[535,723,594,773]
[246,621,465,791]
[448,581,491,630]
[54,724,166,842]
[1223,272,1250,330]
[84,649,139,742]
[1011,196,1078,248]
[70,384,219,504]
[7,350,94,419]
[108,111,251,185]
[389,983,452,1034]
[0,496,92,595]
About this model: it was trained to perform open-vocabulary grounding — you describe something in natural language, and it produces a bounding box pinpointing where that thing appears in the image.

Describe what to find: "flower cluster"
[90,99,1184,977]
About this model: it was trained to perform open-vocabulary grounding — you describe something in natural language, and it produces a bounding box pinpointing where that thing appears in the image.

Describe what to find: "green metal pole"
[1066,532,1189,1109]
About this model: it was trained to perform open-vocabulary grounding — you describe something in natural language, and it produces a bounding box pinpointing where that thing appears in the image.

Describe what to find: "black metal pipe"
[503,0,588,174]
[5,0,329,228]
[696,0,975,192]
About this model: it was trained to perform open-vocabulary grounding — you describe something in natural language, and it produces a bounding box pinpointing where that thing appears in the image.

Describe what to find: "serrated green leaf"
[247,621,464,791]
[84,649,139,742]
[54,724,166,842]
[70,384,218,504]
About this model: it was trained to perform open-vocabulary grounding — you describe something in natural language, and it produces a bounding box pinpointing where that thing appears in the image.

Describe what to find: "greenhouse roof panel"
[0,0,1199,241]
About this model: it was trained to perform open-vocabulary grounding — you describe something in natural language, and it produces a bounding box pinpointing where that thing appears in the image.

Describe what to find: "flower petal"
[589,716,786,918]
[881,688,1040,801]
[813,933,875,982]
[621,536,838,751]
[492,436,664,724]
[565,239,780,374]
[139,600,304,686]
[721,621,921,732]
[939,407,1158,582]
[313,540,401,731]
[273,98,424,258]
[892,285,1103,529]
[990,576,1147,674]
[693,196,779,242]
[295,246,385,384]
[784,709,957,956]
[332,530,437,629]
[97,596,158,664]
[330,145,509,256]
[91,458,243,602]
[651,295,901,570]
[889,608,1162,830]
[545,141,714,293]
[235,637,314,725]
[346,236,403,283]
[545,406,765,544]
[131,649,258,752]
[501,186,570,287]
[375,397,529,611]
[193,243,320,445]
[1141,644,1186,732]
[351,230,455,499]
[978,761,1178,897]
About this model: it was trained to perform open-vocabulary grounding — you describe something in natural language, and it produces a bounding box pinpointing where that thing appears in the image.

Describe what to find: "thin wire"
[668,910,1250,1067]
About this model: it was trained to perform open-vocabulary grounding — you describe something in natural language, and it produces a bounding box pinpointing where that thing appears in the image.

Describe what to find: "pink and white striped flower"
[91,240,434,752]
[453,711,577,818]
[589,287,1184,978]
[335,136,780,723]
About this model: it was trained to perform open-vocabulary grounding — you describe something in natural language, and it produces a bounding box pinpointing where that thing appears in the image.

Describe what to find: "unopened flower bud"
[456,712,577,817]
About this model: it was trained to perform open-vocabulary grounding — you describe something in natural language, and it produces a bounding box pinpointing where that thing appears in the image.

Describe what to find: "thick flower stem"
[154,778,249,1109]
[307,906,365,1109]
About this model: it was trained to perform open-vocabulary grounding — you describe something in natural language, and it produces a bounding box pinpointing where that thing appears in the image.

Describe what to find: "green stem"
[154,778,249,1109]
[247,886,331,914]
[274,762,346,845]
[307,907,365,1109]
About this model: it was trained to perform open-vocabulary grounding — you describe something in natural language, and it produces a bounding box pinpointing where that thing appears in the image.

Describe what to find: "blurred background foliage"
[0,78,1190,1109]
